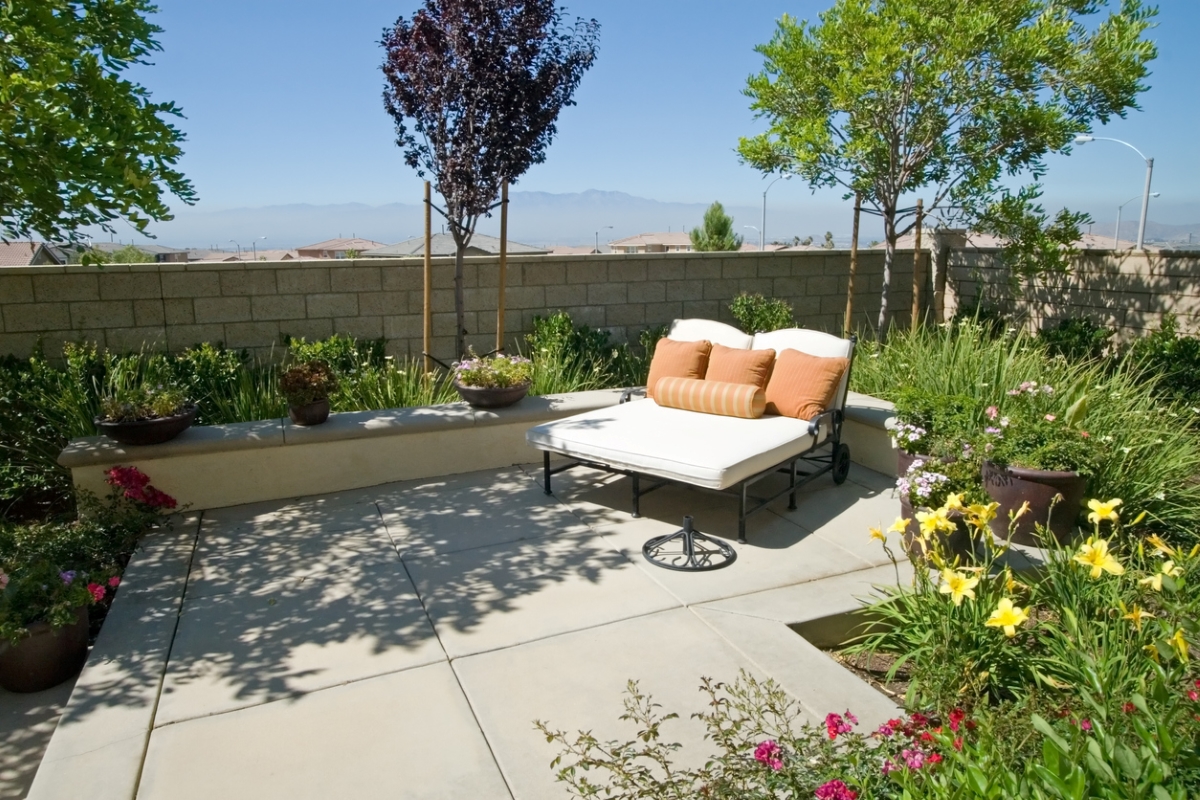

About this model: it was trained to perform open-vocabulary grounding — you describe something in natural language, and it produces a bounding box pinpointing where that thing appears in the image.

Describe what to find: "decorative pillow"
[645,338,712,399]
[764,349,850,420]
[654,377,765,419]
[705,343,776,390]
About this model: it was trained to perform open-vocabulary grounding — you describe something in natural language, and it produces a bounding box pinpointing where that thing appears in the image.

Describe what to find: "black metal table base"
[642,515,737,571]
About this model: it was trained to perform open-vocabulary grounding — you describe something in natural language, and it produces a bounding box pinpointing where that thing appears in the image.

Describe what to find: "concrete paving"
[21,460,909,800]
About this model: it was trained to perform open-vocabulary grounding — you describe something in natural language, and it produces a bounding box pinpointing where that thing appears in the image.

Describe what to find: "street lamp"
[743,226,759,250]
[228,239,242,259]
[1073,134,1155,249]
[253,236,267,260]
[761,174,791,251]
[595,225,612,254]
[1114,192,1160,249]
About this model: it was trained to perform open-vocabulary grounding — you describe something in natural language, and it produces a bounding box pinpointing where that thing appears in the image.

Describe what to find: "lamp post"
[743,225,759,250]
[1114,192,1159,249]
[228,239,242,259]
[595,225,612,254]
[761,175,791,251]
[253,236,266,260]
[1074,135,1155,249]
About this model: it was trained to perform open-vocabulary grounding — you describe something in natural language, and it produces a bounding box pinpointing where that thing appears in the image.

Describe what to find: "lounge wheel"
[832,443,851,485]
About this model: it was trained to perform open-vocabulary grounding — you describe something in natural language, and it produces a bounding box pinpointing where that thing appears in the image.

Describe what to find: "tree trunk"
[454,242,466,358]
[877,209,897,331]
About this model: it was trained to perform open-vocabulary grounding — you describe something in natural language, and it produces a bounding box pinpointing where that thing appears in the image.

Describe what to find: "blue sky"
[131,0,1199,241]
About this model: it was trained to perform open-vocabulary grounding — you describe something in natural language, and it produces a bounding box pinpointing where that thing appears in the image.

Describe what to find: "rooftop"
[362,232,548,257]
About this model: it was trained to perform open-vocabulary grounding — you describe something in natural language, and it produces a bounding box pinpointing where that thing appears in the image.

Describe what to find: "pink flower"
[814,779,858,800]
[108,576,121,588]
[1188,690,1199,702]
[86,582,106,603]
[825,712,854,740]
[901,748,926,770]
[881,759,900,775]
[875,719,899,738]
[986,406,998,420]
[1080,431,1090,438]
[1078,719,1093,733]
[1044,414,1056,421]
[753,740,783,771]
[0,570,7,590]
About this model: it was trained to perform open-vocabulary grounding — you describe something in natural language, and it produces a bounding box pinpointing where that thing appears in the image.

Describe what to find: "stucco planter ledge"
[842,391,898,477]
[59,389,627,512]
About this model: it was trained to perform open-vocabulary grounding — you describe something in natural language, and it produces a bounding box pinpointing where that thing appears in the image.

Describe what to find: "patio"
[23,458,912,799]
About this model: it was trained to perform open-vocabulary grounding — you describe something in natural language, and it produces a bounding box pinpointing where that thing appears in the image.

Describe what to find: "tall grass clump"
[853,321,1200,540]
[522,312,661,395]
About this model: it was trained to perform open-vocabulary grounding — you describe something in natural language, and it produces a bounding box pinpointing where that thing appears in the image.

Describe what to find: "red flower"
[927,753,943,765]
[108,576,121,588]
[953,737,963,751]
[1188,690,1199,703]
[814,779,857,800]
[86,583,106,603]
[825,712,854,740]
[1122,702,1136,714]
[947,708,966,732]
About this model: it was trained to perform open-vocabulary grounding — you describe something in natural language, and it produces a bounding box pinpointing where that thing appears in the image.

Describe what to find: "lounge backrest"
[668,318,753,350]
[751,328,856,411]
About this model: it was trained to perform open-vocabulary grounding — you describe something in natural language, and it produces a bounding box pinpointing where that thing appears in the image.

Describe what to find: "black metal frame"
[539,334,858,545]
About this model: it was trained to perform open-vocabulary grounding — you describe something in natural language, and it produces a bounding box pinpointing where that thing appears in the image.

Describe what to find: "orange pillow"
[654,377,765,419]
[764,349,849,420]
[645,338,711,399]
[705,343,776,390]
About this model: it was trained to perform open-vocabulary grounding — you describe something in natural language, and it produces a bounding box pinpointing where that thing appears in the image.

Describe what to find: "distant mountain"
[121,190,854,250]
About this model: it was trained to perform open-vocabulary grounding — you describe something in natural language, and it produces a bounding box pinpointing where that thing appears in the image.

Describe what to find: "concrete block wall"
[0,250,922,361]
[946,249,1200,340]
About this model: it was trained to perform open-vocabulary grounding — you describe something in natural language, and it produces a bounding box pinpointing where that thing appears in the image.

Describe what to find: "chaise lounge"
[526,319,856,568]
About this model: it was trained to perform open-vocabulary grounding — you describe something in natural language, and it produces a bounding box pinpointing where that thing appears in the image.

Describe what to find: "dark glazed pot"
[0,607,89,693]
[897,450,930,478]
[982,460,1087,546]
[95,404,197,446]
[899,496,980,563]
[453,380,531,409]
[288,398,330,426]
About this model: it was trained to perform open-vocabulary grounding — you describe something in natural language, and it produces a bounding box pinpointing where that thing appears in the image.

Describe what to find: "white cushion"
[527,399,818,490]
[752,328,856,410]
[667,319,752,350]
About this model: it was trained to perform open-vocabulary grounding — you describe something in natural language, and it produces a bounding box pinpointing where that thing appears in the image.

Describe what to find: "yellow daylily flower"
[985,598,1030,637]
[887,517,910,535]
[938,569,979,606]
[1144,643,1160,663]
[1087,498,1123,525]
[1170,629,1190,661]
[1139,560,1182,592]
[1122,604,1156,632]
[1012,501,1031,521]
[1146,534,1176,558]
[1073,537,1125,579]
[965,502,1000,527]
[869,526,887,543]
[916,507,957,537]
[943,492,966,512]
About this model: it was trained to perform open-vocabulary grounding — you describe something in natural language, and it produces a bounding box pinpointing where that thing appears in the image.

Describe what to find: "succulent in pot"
[279,359,338,426]
[95,385,196,446]
[452,351,533,408]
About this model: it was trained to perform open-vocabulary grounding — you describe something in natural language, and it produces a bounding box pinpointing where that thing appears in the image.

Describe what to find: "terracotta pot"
[982,460,1087,546]
[95,404,197,446]
[0,607,89,693]
[453,380,531,409]
[897,450,929,477]
[288,398,330,426]
[899,496,980,563]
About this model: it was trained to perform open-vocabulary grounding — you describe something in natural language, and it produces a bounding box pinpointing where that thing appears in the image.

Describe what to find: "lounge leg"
[788,459,798,510]
[631,474,641,518]
[738,483,748,544]
[543,451,552,495]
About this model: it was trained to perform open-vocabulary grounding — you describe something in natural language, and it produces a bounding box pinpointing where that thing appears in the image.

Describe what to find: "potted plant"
[980,382,1097,545]
[279,359,338,426]
[891,389,979,475]
[0,562,117,692]
[452,352,533,408]
[896,453,988,562]
[95,385,196,446]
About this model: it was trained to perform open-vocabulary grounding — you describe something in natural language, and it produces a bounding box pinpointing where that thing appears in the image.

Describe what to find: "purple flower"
[814,779,858,800]
[985,426,1002,435]
[753,740,783,770]
[59,570,76,585]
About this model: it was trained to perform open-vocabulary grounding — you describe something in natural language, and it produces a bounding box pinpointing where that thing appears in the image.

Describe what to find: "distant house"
[191,249,300,262]
[295,238,385,259]
[738,243,787,252]
[546,245,606,255]
[85,242,190,263]
[608,232,693,254]
[0,241,63,266]
[361,233,548,257]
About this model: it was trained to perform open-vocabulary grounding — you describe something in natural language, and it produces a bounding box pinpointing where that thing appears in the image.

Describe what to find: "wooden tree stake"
[911,198,924,332]
[423,181,433,372]
[496,181,508,353]
[844,193,862,337]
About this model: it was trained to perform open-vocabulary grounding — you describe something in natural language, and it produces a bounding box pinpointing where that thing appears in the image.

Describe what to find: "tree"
[0,0,195,246]
[690,202,743,252]
[822,231,835,250]
[739,0,1156,329]
[381,0,600,358]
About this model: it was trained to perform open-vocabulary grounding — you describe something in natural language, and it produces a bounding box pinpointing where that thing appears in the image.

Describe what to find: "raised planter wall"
[59,390,899,512]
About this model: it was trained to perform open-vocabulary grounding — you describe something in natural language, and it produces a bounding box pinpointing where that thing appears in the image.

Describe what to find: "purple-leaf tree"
[382,0,600,359]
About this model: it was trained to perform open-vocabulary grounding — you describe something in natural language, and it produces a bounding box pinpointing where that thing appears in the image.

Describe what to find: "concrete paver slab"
[453,608,771,800]
[157,560,443,725]
[406,530,680,658]
[0,680,74,800]
[139,662,512,800]
[115,514,199,602]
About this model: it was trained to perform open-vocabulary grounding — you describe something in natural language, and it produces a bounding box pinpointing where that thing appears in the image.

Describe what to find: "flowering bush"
[891,389,981,458]
[453,351,533,389]
[978,381,1100,474]
[278,359,338,406]
[98,384,190,422]
[896,454,986,509]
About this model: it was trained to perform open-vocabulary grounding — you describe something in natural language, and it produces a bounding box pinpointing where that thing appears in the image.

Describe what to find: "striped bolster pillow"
[653,377,766,419]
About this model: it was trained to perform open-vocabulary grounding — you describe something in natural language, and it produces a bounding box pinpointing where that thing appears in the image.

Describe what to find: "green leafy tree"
[0,0,196,245]
[822,231,835,250]
[690,202,742,252]
[739,0,1156,329]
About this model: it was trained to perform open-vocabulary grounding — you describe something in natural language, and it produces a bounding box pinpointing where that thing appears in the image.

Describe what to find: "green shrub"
[1127,313,1200,406]
[728,292,795,334]
[453,352,533,389]
[524,311,657,393]
[98,385,189,422]
[285,333,386,373]
[1038,317,1115,362]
